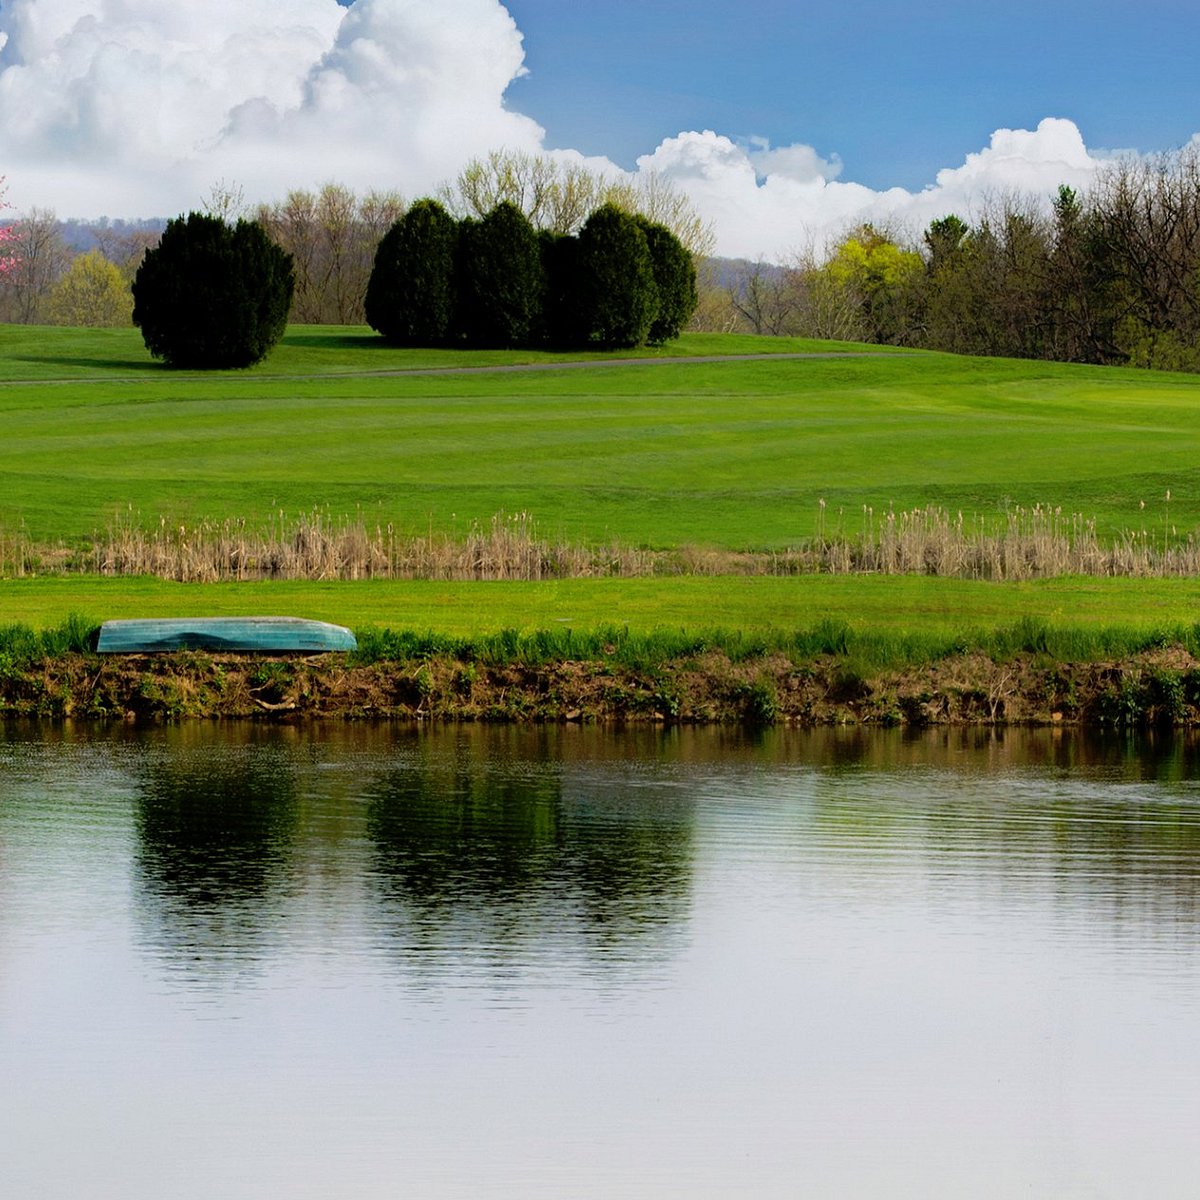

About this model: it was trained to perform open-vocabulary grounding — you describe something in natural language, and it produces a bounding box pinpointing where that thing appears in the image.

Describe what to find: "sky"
[0,0,1197,260]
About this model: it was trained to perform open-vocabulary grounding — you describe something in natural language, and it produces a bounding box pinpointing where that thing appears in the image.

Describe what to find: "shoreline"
[5,646,1200,727]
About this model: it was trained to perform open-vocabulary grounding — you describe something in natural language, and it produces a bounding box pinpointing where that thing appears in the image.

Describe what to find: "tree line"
[0,155,711,333]
[4,147,1199,372]
[365,197,695,350]
[128,194,696,367]
[714,147,1200,373]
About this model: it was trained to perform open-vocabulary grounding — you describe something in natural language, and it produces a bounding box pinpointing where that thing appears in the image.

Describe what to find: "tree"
[726,257,801,335]
[0,176,18,278]
[48,250,131,326]
[0,207,70,323]
[443,150,715,256]
[83,219,164,283]
[537,230,579,348]
[920,214,980,353]
[601,170,716,259]
[257,184,406,324]
[364,199,459,345]
[823,224,924,344]
[132,212,294,368]
[455,202,543,347]
[570,203,659,348]
[635,217,697,343]
[1088,149,1200,370]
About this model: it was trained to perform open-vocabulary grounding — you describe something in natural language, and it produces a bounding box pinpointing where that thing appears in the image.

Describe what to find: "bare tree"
[202,178,248,222]
[87,220,163,282]
[1089,147,1200,366]
[725,257,800,335]
[257,183,406,324]
[0,208,71,323]
[442,150,715,256]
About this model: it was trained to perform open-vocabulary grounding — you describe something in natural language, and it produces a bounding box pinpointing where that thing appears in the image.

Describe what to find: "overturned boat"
[97,616,357,654]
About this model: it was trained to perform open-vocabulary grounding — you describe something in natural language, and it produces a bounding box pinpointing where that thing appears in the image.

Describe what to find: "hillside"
[1,326,1197,553]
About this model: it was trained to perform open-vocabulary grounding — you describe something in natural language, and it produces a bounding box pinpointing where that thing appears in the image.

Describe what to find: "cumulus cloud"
[0,2,1180,261]
[0,0,546,215]
[639,119,1110,261]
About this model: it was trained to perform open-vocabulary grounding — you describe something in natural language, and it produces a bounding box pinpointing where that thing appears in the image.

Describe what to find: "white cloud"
[639,118,1111,261]
[0,2,1186,262]
[0,0,545,216]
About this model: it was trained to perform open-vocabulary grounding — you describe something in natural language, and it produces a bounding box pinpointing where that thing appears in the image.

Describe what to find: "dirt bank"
[5,646,1200,727]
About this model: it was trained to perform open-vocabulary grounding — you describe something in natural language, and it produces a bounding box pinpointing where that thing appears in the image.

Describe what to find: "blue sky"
[1,1,1196,257]
[501,0,1200,187]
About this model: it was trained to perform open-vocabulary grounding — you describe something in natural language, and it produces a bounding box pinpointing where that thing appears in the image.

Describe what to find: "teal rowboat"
[97,617,357,654]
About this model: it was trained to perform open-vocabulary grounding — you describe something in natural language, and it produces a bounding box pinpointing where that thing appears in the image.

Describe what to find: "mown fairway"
[3,325,1199,550]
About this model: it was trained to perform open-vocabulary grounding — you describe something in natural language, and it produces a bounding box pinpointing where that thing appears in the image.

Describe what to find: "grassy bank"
[4,612,1200,728]
[7,574,1200,639]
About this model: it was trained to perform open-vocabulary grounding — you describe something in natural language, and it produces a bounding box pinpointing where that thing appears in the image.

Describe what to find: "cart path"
[0,349,920,388]
[324,349,919,379]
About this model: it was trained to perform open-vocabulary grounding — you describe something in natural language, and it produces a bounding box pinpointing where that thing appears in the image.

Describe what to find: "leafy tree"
[48,250,131,326]
[923,215,969,274]
[824,224,924,344]
[636,217,697,343]
[132,212,294,369]
[455,201,543,347]
[570,203,659,348]
[364,199,458,345]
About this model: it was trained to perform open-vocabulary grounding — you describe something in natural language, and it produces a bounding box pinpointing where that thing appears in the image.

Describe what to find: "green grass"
[4,576,1200,673]
[5,573,1200,637]
[4,325,1198,550]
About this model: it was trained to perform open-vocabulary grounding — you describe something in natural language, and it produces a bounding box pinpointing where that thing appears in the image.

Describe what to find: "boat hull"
[97,617,357,654]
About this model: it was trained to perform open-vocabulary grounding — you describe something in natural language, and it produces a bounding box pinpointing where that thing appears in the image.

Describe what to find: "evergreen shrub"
[570,203,659,348]
[132,213,294,369]
[364,199,459,345]
[455,201,544,348]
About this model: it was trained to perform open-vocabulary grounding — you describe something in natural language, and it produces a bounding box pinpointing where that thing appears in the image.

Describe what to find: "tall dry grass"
[4,503,1200,582]
[84,509,654,583]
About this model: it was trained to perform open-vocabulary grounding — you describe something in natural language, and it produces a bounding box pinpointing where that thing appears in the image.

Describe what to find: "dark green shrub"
[132,213,294,368]
[636,217,697,343]
[365,199,459,345]
[570,203,659,348]
[455,201,544,347]
[537,229,579,348]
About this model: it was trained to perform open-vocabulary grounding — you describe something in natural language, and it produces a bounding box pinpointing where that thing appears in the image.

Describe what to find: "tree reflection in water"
[133,727,299,981]
[365,728,695,979]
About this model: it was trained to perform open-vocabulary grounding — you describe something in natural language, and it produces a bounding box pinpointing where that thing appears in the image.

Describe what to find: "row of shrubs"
[130,200,697,369]
[365,199,696,350]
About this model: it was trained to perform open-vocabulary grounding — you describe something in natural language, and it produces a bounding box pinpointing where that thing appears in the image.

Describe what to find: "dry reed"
[4,503,1200,583]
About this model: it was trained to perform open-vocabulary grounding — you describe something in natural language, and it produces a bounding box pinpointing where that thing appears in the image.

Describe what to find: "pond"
[2,722,1198,1198]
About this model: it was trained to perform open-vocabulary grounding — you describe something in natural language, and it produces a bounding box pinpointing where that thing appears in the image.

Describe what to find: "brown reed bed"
[3,504,1200,583]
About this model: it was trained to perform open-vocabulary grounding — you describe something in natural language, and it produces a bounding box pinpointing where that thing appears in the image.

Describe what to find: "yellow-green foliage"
[822,224,923,344]
[826,226,922,291]
[48,250,132,327]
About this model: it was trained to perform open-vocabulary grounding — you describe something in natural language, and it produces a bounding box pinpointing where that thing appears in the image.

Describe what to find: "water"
[2,722,1199,1199]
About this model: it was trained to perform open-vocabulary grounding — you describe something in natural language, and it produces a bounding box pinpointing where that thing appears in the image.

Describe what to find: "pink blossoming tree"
[0,177,20,275]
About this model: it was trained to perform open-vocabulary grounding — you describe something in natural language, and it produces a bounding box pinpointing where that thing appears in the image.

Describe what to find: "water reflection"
[132,727,300,979]
[6,721,1200,986]
[365,729,693,976]
[793,726,1200,926]
[5,722,1200,1198]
